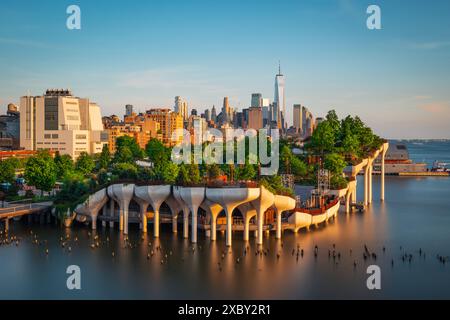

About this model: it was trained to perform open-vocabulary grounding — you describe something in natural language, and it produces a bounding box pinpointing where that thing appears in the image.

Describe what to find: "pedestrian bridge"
[0,201,53,232]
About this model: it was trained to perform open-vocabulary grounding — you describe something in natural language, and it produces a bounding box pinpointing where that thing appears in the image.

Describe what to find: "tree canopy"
[24,151,57,193]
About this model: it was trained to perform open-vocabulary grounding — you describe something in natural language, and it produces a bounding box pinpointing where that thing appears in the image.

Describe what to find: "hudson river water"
[1,141,450,299]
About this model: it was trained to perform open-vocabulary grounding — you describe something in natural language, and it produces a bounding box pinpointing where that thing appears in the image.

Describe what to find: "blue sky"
[1,0,450,139]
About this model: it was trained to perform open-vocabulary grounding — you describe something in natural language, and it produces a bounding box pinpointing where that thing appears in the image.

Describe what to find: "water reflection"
[1,176,450,299]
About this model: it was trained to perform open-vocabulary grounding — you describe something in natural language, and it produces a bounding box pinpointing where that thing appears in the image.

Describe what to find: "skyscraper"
[220,97,231,125]
[174,96,188,122]
[262,98,270,127]
[248,107,263,130]
[211,105,217,123]
[274,63,285,129]
[302,106,314,138]
[223,97,230,115]
[251,93,262,108]
[204,109,211,122]
[293,104,303,133]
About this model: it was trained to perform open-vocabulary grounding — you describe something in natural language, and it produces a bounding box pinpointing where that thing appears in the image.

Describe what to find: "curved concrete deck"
[206,187,260,246]
[273,195,296,239]
[74,184,301,244]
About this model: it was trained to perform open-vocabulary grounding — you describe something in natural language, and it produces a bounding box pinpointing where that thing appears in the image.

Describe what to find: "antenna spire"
[278,60,281,75]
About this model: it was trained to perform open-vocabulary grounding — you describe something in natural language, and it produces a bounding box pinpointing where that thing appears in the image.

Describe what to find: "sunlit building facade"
[20,89,108,159]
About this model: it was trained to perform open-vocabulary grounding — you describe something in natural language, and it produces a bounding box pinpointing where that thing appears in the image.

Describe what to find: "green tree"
[115,136,144,161]
[188,163,202,184]
[308,121,336,155]
[326,109,341,137]
[260,175,293,196]
[0,158,18,184]
[291,157,308,177]
[57,176,89,203]
[145,138,170,165]
[324,153,347,175]
[176,164,191,185]
[54,153,74,179]
[206,164,222,180]
[236,162,256,181]
[114,146,134,164]
[160,162,179,184]
[24,151,57,195]
[98,144,111,170]
[75,152,95,175]
[113,163,138,179]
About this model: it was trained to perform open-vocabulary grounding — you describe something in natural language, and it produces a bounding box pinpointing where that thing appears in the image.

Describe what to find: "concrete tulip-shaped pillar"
[133,197,149,233]
[237,202,257,241]
[135,185,171,238]
[101,205,107,228]
[206,187,260,247]
[111,184,135,235]
[251,186,275,245]
[368,161,373,204]
[165,195,181,233]
[173,186,190,239]
[273,195,296,240]
[381,143,389,201]
[107,186,117,228]
[201,199,223,241]
[363,161,371,207]
[180,187,205,243]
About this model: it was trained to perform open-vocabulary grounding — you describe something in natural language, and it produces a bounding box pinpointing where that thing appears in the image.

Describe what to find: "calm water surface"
[1,142,449,299]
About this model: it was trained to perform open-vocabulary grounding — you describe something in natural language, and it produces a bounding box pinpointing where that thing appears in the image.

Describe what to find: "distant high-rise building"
[261,98,270,127]
[223,97,230,114]
[274,63,285,129]
[174,96,189,122]
[0,104,20,150]
[234,111,245,129]
[293,104,303,133]
[211,105,217,123]
[220,97,231,125]
[248,107,263,131]
[269,102,278,124]
[251,93,262,108]
[125,104,134,117]
[302,106,314,138]
[204,109,211,122]
[242,108,249,127]
[20,89,107,159]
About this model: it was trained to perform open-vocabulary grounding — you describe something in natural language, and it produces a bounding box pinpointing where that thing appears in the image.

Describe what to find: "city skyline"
[1,0,450,139]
